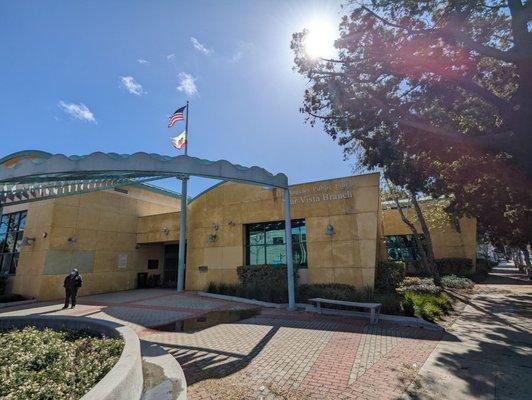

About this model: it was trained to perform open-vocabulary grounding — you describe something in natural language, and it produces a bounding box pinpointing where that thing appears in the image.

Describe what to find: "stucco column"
[177,176,188,291]
[284,188,296,310]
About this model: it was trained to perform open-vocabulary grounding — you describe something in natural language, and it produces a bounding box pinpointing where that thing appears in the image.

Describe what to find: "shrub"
[397,276,441,294]
[297,283,362,302]
[0,294,26,303]
[375,261,406,290]
[207,282,242,297]
[441,274,475,289]
[402,291,453,322]
[436,258,473,276]
[0,326,123,400]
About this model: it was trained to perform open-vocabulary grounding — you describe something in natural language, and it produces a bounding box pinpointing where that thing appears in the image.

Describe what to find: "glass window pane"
[1,254,13,274]
[4,232,17,253]
[266,229,284,245]
[266,245,285,265]
[293,242,308,266]
[9,254,18,275]
[14,231,24,253]
[0,215,8,236]
[8,214,19,231]
[248,224,265,246]
[18,211,27,230]
[248,246,265,265]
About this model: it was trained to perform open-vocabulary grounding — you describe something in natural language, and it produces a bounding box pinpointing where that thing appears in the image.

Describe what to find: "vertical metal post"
[284,188,296,310]
[177,177,188,291]
[177,100,190,292]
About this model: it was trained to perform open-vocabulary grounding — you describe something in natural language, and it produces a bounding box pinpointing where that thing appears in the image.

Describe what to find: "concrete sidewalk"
[403,271,532,400]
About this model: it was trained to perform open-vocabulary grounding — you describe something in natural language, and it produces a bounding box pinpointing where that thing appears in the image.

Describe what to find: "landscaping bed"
[207,263,476,324]
[0,326,124,400]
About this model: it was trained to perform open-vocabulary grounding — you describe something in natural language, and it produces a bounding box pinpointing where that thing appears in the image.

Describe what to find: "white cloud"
[177,72,197,96]
[190,37,213,55]
[58,101,96,123]
[137,58,150,64]
[167,53,176,61]
[120,75,145,95]
[229,42,253,63]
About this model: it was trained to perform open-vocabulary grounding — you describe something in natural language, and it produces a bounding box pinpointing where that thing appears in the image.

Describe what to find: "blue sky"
[0,0,355,196]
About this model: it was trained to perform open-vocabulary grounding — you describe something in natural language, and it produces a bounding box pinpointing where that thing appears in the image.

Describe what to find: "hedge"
[375,261,406,290]
[406,258,474,277]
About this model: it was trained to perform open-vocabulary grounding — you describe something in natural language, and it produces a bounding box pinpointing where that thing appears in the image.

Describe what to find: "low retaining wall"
[0,315,144,400]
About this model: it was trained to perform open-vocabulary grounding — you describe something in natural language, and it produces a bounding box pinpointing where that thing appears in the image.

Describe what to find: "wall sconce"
[67,235,77,245]
[21,237,36,246]
[212,223,219,231]
[208,234,217,243]
[162,227,170,235]
[42,232,48,239]
[325,224,335,236]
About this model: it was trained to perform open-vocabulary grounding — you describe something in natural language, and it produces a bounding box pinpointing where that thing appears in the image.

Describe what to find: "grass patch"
[0,326,124,400]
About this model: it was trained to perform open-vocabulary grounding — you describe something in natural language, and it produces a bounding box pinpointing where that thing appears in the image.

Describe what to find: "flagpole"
[185,100,189,156]
[177,100,189,292]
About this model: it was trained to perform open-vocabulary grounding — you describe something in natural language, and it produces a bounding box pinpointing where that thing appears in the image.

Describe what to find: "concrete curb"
[302,305,444,331]
[197,292,443,331]
[0,299,37,309]
[0,315,143,400]
[197,291,284,309]
[140,341,187,400]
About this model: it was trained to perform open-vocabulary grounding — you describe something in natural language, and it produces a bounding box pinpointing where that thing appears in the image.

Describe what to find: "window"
[246,219,307,267]
[0,210,27,275]
[385,234,425,262]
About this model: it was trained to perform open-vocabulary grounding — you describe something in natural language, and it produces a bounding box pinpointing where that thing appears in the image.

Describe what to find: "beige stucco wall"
[8,186,178,300]
[136,174,381,291]
[380,208,477,263]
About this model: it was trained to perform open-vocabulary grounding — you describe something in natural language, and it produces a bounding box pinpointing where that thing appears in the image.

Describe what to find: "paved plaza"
[1,288,442,399]
[1,272,530,400]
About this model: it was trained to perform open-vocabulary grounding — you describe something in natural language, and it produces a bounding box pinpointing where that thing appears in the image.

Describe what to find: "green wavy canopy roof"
[0,150,288,188]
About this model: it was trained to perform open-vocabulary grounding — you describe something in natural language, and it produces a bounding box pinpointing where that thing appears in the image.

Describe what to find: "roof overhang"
[0,151,288,206]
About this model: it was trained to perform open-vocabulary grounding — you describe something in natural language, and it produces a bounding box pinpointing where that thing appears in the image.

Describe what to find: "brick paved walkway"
[1,289,443,399]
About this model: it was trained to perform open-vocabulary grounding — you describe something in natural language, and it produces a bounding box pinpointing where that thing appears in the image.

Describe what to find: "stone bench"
[308,298,381,324]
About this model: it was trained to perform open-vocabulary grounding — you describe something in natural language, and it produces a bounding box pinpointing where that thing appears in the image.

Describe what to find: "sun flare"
[304,19,337,59]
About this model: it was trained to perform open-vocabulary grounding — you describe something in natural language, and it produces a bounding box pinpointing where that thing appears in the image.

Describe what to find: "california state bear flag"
[171,131,187,150]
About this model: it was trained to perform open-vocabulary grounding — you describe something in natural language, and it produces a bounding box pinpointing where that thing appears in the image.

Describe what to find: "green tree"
[291,0,531,258]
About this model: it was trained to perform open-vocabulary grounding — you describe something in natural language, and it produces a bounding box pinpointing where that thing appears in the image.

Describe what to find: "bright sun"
[304,19,337,59]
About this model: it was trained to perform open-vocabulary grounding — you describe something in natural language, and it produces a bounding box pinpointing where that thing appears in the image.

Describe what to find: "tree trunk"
[521,246,532,279]
[393,197,431,278]
[409,190,441,286]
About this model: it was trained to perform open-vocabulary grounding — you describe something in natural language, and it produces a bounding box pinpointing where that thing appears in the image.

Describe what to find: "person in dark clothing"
[63,269,83,309]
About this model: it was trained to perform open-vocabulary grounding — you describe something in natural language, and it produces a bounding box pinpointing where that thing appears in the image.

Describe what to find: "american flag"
[168,105,186,128]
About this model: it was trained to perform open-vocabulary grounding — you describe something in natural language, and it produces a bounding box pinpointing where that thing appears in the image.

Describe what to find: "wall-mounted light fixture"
[21,237,36,246]
[212,223,219,231]
[67,235,77,245]
[42,232,48,238]
[325,224,335,236]
[208,234,217,243]
[162,227,170,235]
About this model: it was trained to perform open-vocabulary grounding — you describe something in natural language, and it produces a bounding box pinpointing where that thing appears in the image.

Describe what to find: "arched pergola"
[0,151,296,309]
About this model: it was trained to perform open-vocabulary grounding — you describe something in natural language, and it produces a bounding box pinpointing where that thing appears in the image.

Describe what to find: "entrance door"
[163,243,185,288]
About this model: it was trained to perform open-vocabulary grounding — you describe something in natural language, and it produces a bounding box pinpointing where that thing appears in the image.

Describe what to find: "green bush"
[397,276,441,294]
[436,258,473,276]
[207,282,242,297]
[0,326,123,400]
[441,274,475,289]
[297,283,362,302]
[375,261,406,290]
[402,291,453,322]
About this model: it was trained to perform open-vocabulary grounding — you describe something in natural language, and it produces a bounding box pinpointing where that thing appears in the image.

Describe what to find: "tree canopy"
[292,0,531,246]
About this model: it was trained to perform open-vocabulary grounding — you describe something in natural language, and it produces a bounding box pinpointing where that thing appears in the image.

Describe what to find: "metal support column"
[284,188,296,310]
[177,176,188,291]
